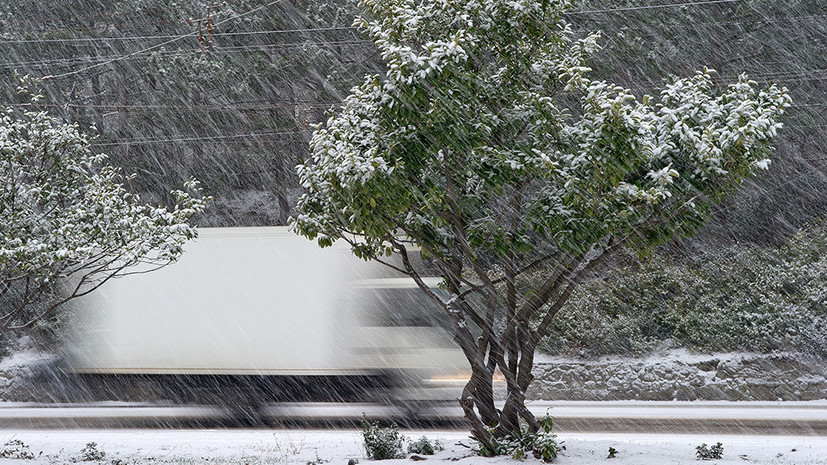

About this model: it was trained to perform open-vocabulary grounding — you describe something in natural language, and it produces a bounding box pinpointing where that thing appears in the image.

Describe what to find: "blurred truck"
[64,227,468,410]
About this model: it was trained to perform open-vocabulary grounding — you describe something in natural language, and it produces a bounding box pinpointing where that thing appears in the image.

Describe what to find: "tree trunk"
[461,365,498,452]
[454,328,542,448]
[453,304,554,446]
[498,339,539,436]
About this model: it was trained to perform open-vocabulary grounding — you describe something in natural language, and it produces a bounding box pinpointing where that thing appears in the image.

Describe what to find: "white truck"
[65,227,467,408]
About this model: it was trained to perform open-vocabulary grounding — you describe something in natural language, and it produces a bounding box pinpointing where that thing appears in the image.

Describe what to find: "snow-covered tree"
[0,82,208,334]
[292,0,790,448]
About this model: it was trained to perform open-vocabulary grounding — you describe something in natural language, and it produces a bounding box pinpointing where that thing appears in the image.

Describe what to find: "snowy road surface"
[0,428,826,464]
[0,401,826,434]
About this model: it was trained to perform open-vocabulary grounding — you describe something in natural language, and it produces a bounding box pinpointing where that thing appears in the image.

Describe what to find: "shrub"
[77,442,106,462]
[696,442,724,460]
[479,414,560,463]
[360,416,404,460]
[407,436,443,455]
[305,452,329,465]
[1,439,35,460]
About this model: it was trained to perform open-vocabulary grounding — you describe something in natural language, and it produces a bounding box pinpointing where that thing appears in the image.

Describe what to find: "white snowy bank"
[1,429,826,465]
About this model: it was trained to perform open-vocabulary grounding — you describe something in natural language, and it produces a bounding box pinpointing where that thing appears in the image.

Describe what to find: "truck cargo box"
[65,227,467,404]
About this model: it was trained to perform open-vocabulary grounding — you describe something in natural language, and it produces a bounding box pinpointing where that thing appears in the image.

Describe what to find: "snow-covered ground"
[1,428,826,465]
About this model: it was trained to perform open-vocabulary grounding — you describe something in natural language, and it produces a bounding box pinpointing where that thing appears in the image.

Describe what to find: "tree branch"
[532,237,626,343]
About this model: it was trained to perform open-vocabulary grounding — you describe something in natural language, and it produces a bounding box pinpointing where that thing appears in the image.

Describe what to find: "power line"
[0,0,815,125]
[2,0,750,50]
[4,10,825,46]
[91,123,826,146]
[0,1,813,74]
[1,0,766,41]
[591,12,827,27]
[86,121,827,149]
[5,7,170,32]
[0,39,371,70]
[92,130,308,147]
[1,37,816,76]
[567,0,741,15]
[4,102,337,111]
[614,68,827,89]
[745,68,827,78]
[42,0,291,81]
[0,26,359,45]
[1,42,819,85]
[753,75,827,84]
[4,96,823,115]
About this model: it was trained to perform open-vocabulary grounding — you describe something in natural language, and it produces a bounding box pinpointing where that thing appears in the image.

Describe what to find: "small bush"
[360,416,404,460]
[607,447,618,459]
[696,442,724,460]
[1,439,35,460]
[77,442,106,462]
[407,436,443,455]
[305,452,329,465]
[479,414,560,463]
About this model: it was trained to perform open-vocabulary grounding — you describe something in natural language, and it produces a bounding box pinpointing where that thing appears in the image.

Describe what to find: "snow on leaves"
[1,83,207,329]
[295,0,790,260]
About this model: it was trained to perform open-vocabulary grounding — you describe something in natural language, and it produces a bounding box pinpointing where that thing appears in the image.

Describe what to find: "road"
[1,400,825,434]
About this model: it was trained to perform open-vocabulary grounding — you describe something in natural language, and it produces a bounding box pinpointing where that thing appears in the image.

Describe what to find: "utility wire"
[0,1,816,74]
[2,40,822,86]
[0,26,359,45]
[88,122,827,148]
[7,0,787,38]
[4,102,337,110]
[5,11,826,46]
[92,130,308,147]
[42,0,291,80]
[5,11,825,45]
[2,0,819,146]
[581,12,827,26]
[1,36,818,76]
[7,98,822,113]
[7,7,168,30]
[567,0,741,14]
[0,39,372,70]
[5,0,749,50]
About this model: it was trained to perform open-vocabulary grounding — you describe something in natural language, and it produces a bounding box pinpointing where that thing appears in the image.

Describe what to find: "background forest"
[1,0,824,356]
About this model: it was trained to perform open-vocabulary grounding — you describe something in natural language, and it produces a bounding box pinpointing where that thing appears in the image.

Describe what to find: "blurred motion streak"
[63,227,468,418]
